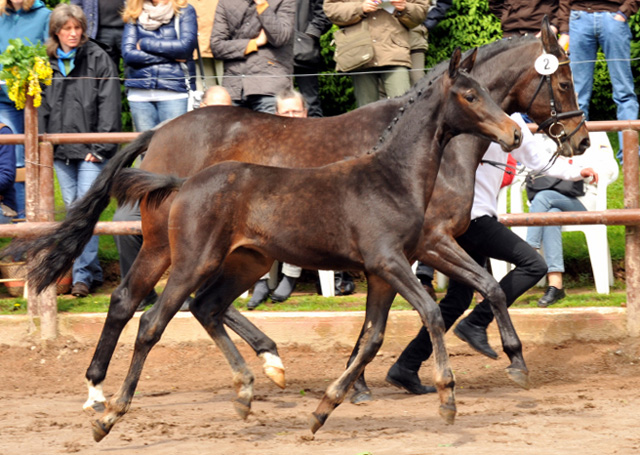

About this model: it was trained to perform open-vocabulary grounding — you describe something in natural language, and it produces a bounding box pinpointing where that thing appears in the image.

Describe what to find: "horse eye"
[559,82,570,91]
[464,92,476,102]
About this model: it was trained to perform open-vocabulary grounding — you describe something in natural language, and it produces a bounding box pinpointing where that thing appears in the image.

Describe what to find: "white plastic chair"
[490,132,618,294]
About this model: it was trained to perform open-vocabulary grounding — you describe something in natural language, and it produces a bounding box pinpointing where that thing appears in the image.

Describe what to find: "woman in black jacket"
[39,3,121,297]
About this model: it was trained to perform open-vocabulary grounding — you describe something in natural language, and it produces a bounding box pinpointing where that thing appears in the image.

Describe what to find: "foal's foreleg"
[420,235,528,388]
[374,255,456,424]
[83,244,171,412]
[310,275,395,433]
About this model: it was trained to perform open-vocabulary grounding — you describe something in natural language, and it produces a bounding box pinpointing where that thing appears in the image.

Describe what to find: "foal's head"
[441,48,522,152]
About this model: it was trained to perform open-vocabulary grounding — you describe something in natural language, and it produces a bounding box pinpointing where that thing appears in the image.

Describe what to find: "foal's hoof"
[439,403,457,425]
[233,397,252,420]
[506,367,530,390]
[83,400,106,414]
[350,389,373,405]
[91,419,110,443]
[309,412,327,434]
[263,365,286,389]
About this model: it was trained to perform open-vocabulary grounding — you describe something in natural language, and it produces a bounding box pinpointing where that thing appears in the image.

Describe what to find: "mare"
[89,49,521,441]
[8,18,588,422]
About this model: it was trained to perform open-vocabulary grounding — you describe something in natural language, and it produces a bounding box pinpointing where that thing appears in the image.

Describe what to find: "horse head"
[442,48,522,152]
[515,15,590,156]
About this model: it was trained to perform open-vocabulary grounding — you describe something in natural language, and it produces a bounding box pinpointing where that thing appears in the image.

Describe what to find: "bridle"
[524,57,585,154]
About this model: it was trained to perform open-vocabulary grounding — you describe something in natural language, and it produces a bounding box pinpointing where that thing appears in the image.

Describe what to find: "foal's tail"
[112,168,185,209]
[2,129,157,294]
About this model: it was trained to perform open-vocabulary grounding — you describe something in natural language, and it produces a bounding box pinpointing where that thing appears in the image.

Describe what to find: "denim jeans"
[54,158,105,286]
[0,102,25,218]
[128,98,188,132]
[569,11,639,160]
[526,190,586,273]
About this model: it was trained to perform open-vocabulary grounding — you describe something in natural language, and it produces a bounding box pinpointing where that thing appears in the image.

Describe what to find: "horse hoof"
[83,400,106,414]
[506,367,530,390]
[263,365,286,389]
[439,403,456,425]
[309,412,326,434]
[350,389,373,405]
[91,419,110,443]
[233,397,252,420]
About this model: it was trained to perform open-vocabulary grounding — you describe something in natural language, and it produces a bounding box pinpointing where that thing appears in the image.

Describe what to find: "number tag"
[535,53,559,75]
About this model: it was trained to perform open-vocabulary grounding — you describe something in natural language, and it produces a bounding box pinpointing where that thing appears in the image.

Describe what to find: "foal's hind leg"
[420,233,529,388]
[310,274,395,433]
[92,261,212,442]
[83,243,171,412]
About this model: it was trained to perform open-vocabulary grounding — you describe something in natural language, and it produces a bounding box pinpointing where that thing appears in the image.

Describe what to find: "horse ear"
[540,15,559,55]
[459,48,478,73]
[449,47,462,79]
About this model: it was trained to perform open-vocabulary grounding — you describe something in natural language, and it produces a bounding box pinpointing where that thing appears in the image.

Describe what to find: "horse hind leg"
[310,274,394,433]
[84,244,171,412]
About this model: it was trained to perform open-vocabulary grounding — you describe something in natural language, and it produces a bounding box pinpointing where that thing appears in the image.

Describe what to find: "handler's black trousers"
[397,215,547,372]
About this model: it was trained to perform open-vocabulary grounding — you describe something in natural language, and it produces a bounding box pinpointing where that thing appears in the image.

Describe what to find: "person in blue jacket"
[121,0,197,132]
[0,0,51,220]
[0,122,17,224]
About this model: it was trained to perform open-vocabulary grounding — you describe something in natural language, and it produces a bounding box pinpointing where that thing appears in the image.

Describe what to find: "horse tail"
[2,129,156,294]
[112,168,185,210]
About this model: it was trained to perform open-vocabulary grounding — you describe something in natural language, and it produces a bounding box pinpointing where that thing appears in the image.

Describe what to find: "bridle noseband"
[525,57,585,154]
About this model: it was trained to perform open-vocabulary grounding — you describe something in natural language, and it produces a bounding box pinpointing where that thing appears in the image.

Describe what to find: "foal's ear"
[459,48,478,73]
[540,15,560,56]
[448,47,462,79]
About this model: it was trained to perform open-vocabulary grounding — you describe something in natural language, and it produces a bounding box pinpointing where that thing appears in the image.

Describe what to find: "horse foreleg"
[92,269,202,443]
[421,235,529,389]
[375,255,456,424]
[84,245,171,412]
[310,274,395,433]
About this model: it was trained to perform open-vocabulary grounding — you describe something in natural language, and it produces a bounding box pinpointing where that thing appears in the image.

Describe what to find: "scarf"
[138,1,175,31]
[56,48,77,77]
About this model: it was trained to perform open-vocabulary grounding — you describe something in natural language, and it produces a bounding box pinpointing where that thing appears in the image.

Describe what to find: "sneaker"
[271,275,297,303]
[385,362,436,395]
[248,279,270,310]
[71,282,90,298]
[537,286,565,308]
[453,318,498,360]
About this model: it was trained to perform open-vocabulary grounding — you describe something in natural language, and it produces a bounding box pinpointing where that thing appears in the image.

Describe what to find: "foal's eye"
[464,92,476,103]
[559,82,570,91]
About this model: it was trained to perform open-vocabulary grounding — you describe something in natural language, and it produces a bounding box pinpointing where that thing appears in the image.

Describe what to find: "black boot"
[537,286,565,308]
[248,279,270,310]
[453,318,498,360]
[385,362,436,395]
[271,275,297,302]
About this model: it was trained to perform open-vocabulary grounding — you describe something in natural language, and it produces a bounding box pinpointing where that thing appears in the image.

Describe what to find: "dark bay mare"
[6,18,588,425]
[86,50,521,441]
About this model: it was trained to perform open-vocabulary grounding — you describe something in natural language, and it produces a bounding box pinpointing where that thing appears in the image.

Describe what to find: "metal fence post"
[622,128,640,336]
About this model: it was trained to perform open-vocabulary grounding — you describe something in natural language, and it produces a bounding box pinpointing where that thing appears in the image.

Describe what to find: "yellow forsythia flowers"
[0,38,52,110]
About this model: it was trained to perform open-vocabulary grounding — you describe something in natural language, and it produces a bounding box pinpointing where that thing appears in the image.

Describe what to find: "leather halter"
[525,58,585,154]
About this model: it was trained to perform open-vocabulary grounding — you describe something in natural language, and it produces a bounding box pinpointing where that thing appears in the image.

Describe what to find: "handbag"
[294,30,321,67]
[333,21,374,72]
[174,13,206,111]
[525,172,585,202]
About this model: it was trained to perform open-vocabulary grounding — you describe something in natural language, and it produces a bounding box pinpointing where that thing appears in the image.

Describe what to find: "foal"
[90,49,521,442]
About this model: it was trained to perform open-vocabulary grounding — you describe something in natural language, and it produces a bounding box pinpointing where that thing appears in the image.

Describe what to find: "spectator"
[0,122,17,224]
[489,0,560,37]
[408,0,452,85]
[39,3,121,297]
[324,0,429,107]
[0,0,51,220]
[524,135,603,307]
[293,0,332,117]
[200,84,232,107]
[71,0,126,68]
[210,0,296,114]
[248,87,308,309]
[121,0,197,132]
[383,113,597,395]
[187,0,223,89]
[557,0,640,162]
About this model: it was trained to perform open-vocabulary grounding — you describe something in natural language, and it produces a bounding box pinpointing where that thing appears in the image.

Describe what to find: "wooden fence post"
[623,128,640,336]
